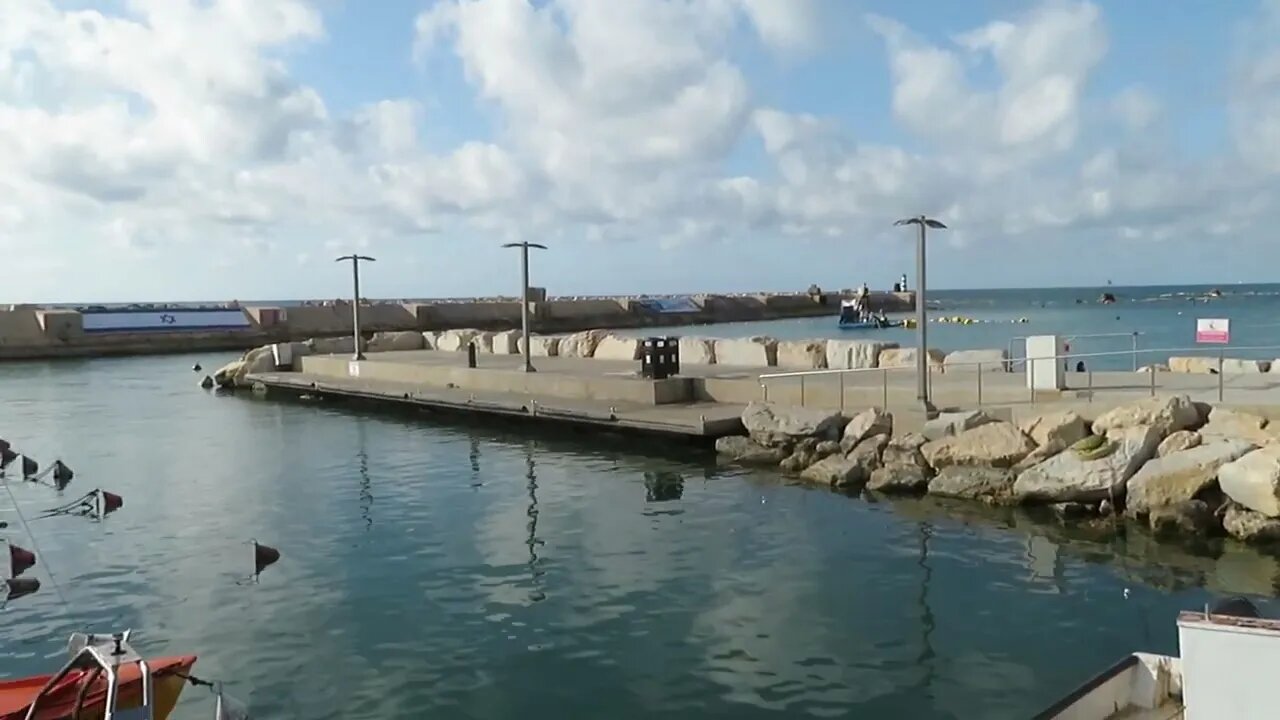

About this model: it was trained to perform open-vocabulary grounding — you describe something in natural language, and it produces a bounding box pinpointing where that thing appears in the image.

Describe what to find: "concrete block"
[366,331,425,353]
[826,340,897,370]
[714,337,778,367]
[436,328,481,352]
[679,336,716,365]
[518,336,561,357]
[421,332,438,350]
[594,334,642,361]
[776,340,828,369]
[878,347,944,370]
[944,348,1009,372]
[1222,358,1271,373]
[472,331,495,353]
[559,330,608,358]
[491,330,520,354]
[307,336,356,354]
[1168,357,1218,374]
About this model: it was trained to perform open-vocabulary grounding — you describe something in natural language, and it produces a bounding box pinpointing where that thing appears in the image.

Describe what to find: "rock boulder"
[921,410,997,441]
[1222,504,1280,544]
[1013,425,1162,503]
[1125,440,1255,517]
[867,465,931,494]
[840,408,893,452]
[1219,447,1280,517]
[367,331,425,353]
[593,334,642,361]
[775,340,828,369]
[307,336,357,354]
[800,454,869,489]
[517,336,560,357]
[741,402,845,448]
[883,432,929,468]
[1019,411,1090,451]
[559,330,607,358]
[847,433,889,477]
[1157,430,1201,457]
[928,466,1016,502]
[1091,395,1199,437]
[714,436,788,465]
[922,421,1036,470]
[1199,408,1278,446]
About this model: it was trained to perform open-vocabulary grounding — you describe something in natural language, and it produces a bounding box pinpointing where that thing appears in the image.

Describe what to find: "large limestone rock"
[780,438,831,473]
[517,335,560,357]
[921,421,1036,470]
[1199,408,1278,446]
[1013,425,1162,503]
[883,432,929,468]
[1157,430,1201,457]
[846,433,890,477]
[714,337,778,367]
[307,336,356,354]
[826,340,897,370]
[928,466,1016,502]
[679,336,716,365]
[436,329,481,352]
[1125,440,1255,517]
[213,360,245,389]
[715,436,788,465]
[366,330,424,353]
[1219,447,1280,517]
[593,334,642,361]
[1168,357,1219,374]
[943,348,1009,372]
[867,465,931,494]
[840,408,893,452]
[741,402,845,448]
[1222,504,1280,543]
[1019,411,1090,451]
[491,330,521,354]
[775,340,828,369]
[1222,358,1271,373]
[1091,395,1199,437]
[922,410,996,441]
[877,347,945,370]
[800,454,868,489]
[559,330,608,358]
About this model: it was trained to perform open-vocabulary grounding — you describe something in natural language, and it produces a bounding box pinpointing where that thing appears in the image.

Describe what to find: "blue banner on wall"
[81,309,252,333]
[634,297,701,314]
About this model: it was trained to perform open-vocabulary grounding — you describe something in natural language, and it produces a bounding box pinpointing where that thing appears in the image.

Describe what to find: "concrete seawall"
[0,291,913,360]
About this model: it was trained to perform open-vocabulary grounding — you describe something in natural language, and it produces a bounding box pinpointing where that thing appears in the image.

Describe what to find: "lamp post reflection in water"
[914,522,937,696]
[357,421,373,532]
[525,442,546,603]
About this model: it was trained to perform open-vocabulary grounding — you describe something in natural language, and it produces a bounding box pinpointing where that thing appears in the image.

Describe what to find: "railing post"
[1218,350,1225,403]
[1030,357,1036,405]
[800,376,806,407]
[977,362,983,405]
[1149,365,1156,397]
[1087,370,1093,402]
[882,368,888,410]
[1131,333,1138,372]
[839,373,845,412]
[763,383,769,402]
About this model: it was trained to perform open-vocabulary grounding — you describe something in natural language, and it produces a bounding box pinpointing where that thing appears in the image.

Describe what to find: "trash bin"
[641,337,680,379]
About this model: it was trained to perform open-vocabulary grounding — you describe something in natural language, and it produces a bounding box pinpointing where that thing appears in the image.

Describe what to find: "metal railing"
[758,344,1280,412]
[1007,332,1143,372]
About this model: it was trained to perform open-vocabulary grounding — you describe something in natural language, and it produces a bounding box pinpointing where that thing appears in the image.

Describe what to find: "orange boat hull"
[0,655,196,720]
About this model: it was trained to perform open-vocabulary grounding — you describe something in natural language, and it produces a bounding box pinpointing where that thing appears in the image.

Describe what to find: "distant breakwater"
[0,291,913,360]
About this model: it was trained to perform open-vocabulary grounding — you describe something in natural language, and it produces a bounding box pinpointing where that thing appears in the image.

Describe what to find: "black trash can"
[641,337,680,379]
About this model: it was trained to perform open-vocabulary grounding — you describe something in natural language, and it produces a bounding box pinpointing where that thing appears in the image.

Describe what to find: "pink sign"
[1196,318,1230,344]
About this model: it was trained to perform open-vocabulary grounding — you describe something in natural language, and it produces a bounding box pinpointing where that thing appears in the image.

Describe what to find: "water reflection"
[357,422,373,534]
[644,472,684,503]
[524,442,545,603]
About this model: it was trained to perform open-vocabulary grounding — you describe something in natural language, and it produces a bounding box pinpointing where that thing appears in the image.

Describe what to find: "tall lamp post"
[893,216,946,410]
[501,241,547,372]
[335,254,376,361]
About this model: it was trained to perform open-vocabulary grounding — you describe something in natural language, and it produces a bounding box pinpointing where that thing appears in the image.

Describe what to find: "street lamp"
[501,241,547,372]
[335,254,376,360]
[893,215,947,409]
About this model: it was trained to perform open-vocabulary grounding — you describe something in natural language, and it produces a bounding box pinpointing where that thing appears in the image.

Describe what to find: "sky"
[1,0,1279,303]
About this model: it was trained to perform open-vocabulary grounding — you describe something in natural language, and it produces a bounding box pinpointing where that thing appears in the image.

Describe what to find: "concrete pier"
[246,346,1280,441]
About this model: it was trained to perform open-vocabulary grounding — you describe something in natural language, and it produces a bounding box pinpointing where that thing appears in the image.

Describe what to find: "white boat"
[1039,598,1280,719]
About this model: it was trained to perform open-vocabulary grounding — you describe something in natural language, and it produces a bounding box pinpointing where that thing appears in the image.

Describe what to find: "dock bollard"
[467,342,477,369]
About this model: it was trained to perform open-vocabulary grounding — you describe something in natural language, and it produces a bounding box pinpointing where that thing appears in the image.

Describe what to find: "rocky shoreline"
[716,396,1280,548]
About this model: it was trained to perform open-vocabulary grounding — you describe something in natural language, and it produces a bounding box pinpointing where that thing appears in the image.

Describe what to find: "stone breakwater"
[0,291,912,360]
[207,327,1014,389]
[715,396,1280,548]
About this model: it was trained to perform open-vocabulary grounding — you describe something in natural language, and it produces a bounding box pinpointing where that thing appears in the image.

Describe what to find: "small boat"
[0,630,197,720]
[837,300,897,330]
[1037,598,1279,719]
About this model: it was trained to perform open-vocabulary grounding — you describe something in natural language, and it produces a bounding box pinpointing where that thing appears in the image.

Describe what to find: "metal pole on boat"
[336,254,376,361]
[502,241,548,373]
[895,215,946,412]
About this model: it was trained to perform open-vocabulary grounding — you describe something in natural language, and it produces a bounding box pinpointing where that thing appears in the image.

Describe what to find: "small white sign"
[348,361,361,377]
[1196,318,1230,344]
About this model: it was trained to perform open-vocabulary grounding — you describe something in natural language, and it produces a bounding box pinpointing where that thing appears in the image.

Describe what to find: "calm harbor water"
[3,350,1280,718]
[621,284,1280,371]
